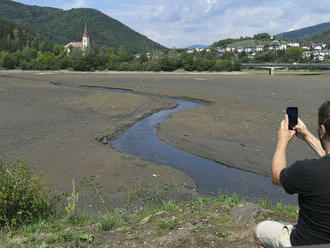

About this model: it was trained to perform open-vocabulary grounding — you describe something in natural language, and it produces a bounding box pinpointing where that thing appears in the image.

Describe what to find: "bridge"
[242,63,330,75]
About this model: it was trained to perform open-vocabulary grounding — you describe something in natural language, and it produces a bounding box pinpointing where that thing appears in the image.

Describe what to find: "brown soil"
[0,71,198,211]
[1,70,329,208]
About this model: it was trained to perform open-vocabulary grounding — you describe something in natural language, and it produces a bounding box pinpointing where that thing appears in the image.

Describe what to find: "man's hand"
[294,118,309,140]
[278,115,296,146]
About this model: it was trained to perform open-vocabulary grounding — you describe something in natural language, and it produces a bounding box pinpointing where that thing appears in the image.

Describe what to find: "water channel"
[53,82,297,205]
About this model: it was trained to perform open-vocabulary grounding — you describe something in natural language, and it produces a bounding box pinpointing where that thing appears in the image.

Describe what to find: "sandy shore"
[1,70,329,208]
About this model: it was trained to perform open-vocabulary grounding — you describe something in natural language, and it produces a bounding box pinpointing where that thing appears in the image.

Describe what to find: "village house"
[304,51,313,59]
[256,45,265,52]
[236,47,243,53]
[278,44,287,50]
[271,40,280,46]
[248,52,256,58]
[287,42,300,48]
[268,45,275,51]
[65,24,90,53]
[304,50,330,61]
[300,43,313,50]
[245,46,254,53]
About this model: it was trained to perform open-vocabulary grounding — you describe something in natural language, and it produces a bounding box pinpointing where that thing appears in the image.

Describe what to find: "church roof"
[65,42,83,48]
[83,24,89,38]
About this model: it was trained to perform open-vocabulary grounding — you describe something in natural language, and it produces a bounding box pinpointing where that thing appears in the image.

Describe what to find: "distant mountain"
[0,17,53,52]
[278,22,330,41]
[306,29,330,45]
[0,0,166,53]
[186,44,208,49]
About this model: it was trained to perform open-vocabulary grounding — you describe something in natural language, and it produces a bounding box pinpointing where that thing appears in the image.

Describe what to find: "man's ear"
[320,125,327,139]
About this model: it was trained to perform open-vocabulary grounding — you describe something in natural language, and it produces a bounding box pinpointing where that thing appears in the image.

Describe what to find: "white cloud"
[62,0,88,10]
[15,0,330,48]
[119,0,330,48]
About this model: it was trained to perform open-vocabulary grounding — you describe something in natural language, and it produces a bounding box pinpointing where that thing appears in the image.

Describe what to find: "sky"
[14,0,330,48]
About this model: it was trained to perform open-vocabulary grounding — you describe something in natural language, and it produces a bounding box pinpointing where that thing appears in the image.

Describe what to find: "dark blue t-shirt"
[280,155,330,246]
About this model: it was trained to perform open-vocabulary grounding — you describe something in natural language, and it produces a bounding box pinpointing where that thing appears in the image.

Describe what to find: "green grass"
[226,39,261,47]
[243,68,330,74]
[0,192,298,247]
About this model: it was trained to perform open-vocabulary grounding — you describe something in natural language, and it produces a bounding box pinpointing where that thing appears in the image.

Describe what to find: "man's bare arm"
[272,141,288,186]
[304,131,326,157]
[272,115,296,186]
[294,119,326,158]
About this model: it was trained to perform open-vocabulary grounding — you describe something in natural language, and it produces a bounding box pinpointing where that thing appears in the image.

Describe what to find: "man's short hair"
[318,101,330,134]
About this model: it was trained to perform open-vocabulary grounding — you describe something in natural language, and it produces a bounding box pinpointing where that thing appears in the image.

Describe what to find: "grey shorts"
[256,221,294,248]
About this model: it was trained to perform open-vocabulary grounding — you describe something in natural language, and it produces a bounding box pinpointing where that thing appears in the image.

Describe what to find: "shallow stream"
[53,82,297,205]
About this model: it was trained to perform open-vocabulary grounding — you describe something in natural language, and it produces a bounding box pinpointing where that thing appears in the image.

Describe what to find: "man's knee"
[254,222,264,247]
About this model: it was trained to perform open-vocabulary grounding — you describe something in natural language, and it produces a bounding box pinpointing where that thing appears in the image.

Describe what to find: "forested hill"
[0,0,166,53]
[0,17,53,52]
[278,22,330,41]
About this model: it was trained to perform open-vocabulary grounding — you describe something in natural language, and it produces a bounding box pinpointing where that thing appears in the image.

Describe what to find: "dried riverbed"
[1,71,329,208]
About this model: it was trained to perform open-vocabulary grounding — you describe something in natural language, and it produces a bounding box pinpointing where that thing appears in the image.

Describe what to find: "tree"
[253,33,271,40]
[2,53,16,69]
[214,59,233,71]
[139,53,148,63]
[238,51,249,63]
[221,51,234,60]
[118,45,132,63]
[194,56,214,71]
[284,47,304,63]
[106,53,120,70]
[182,55,195,71]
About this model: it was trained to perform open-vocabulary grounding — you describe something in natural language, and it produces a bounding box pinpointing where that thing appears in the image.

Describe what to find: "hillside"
[186,44,208,49]
[278,22,330,41]
[0,0,165,53]
[0,17,53,52]
[307,29,330,45]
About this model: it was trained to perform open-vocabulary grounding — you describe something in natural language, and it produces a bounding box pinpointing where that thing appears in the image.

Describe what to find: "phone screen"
[287,107,298,130]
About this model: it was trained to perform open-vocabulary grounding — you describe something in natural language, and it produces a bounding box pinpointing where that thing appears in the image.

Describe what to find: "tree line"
[0,45,242,72]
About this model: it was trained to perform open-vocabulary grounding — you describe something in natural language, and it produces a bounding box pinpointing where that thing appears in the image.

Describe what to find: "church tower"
[82,24,90,50]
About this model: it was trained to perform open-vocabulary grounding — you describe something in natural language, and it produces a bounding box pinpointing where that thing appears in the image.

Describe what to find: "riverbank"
[0,71,198,211]
[0,194,298,248]
[21,71,327,176]
[1,71,329,204]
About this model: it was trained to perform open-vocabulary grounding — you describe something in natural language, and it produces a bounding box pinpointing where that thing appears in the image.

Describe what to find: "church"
[65,24,90,52]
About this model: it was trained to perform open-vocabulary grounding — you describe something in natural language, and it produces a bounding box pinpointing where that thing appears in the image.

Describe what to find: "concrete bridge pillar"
[269,67,275,76]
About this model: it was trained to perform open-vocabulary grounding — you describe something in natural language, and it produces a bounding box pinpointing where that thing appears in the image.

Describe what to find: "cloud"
[62,0,88,9]
[14,0,330,48]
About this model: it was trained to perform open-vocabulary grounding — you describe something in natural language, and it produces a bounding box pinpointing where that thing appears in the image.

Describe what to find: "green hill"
[0,17,53,52]
[278,22,330,41]
[306,29,330,45]
[0,0,166,53]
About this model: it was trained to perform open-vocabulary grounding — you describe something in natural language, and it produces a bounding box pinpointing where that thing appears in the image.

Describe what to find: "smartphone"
[287,107,298,130]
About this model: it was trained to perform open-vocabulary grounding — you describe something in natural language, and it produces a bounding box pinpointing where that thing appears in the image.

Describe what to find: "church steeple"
[82,23,90,50]
[83,23,89,38]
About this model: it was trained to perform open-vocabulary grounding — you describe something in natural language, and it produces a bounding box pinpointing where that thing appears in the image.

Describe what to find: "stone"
[229,203,262,226]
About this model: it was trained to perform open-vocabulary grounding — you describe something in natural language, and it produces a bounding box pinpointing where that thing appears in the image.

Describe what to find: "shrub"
[214,59,233,71]
[233,60,242,71]
[0,159,58,228]
[99,215,120,231]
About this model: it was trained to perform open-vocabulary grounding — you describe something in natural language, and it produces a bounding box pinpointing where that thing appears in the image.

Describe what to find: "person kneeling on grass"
[254,101,330,248]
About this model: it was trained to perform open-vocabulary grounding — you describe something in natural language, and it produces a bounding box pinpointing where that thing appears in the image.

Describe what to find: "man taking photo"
[254,101,330,248]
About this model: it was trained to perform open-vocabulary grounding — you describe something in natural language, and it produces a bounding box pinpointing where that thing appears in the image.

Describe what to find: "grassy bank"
[0,159,298,247]
[242,68,330,73]
[1,195,298,247]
